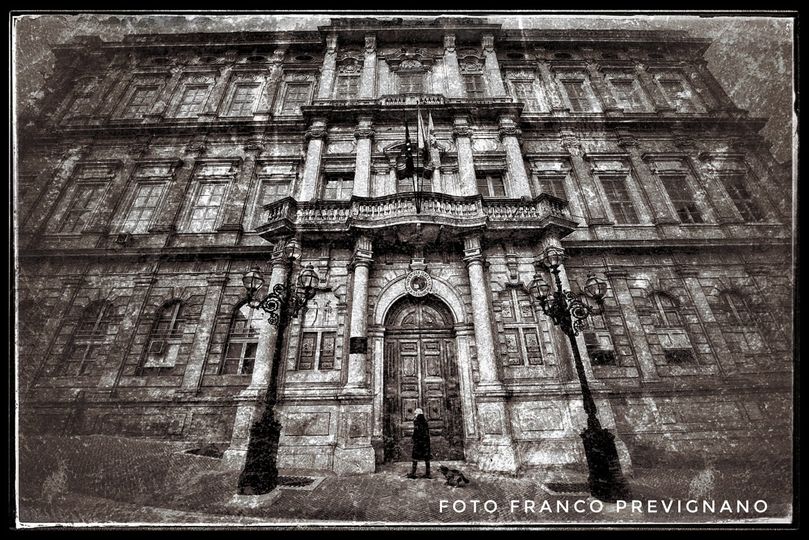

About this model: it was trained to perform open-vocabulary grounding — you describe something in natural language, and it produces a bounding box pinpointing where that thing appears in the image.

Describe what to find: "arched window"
[651,292,682,327]
[713,291,754,326]
[221,304,261,375]
[139,300,186,375]
[60,301,114,376]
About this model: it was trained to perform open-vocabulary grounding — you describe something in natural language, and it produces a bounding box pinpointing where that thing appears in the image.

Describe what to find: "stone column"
[498,115,532,198]
[635,64,673,113]
[481,34,506,97]
[316,33,339,100]
[219,142,264,232]
[343,235,373,394]
[358,34,377,99]
[177,272,229,395]
[296,118,327,201]
[98,275,157,392]
[150,148,200,234]
[153,66,185,117]
[443,34,464,98]
[676,267,737,376]
[85,143,151,234]
[224,248,291,469]
[453,116,477,195]
[353,117,374,197]
[462,235,501,390]
[256,48,287,117]
[616,132,679,225]
[202,64,235,117]
[560,131,610,224]
[586,61,620,114]
[537,60,567,115]
[604,270,661,382]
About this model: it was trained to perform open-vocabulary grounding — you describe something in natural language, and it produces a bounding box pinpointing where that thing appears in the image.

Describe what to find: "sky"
[12,13,795,163]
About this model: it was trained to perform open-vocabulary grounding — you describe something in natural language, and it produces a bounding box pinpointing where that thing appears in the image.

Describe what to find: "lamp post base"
[580,425,631,502]
[237,416,282,496]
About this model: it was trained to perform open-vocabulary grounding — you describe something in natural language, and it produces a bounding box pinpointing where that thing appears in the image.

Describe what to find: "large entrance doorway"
[383,296,464,462]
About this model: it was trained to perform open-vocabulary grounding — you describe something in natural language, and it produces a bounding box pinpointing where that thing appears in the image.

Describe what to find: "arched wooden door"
[383,296,464,462]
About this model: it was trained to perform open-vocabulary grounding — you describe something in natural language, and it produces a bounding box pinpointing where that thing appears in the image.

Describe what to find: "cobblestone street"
[16,435,793,526]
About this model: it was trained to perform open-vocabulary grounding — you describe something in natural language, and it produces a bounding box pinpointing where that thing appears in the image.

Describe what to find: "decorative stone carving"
[444,34,456,53]
[365,34,376,54]
[305,124,328,141]
[354,126,375,140]
[452,124,473,139]
[482,34,495,53]
[459,57,484,74]
[560,132,582,156]
[404,270,433,298]
[185,140,206,155]
[244,139,265,154]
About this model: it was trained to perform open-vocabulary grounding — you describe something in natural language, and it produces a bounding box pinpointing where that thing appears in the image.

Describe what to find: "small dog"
[439,465,470,487]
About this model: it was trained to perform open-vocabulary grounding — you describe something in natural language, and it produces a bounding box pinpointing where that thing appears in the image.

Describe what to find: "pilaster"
[481,34,506,97]
[498,115,532,198]
[453,116,476,195]
[443,34,464,98]
[297,118,327,201]
[560,131,609,224]
[616,131,680,225]
[316,33,339,100]
[358,34,377,99]
[353,117,375,197]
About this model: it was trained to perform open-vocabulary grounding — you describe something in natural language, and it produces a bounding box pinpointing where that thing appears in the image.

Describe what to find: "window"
[561,80,591,112]
[176,85,209,117]
[610,79,646,112]
[64,94,94,120]
[477,173,506,198]
[721,174,765,222]
[60,301,115,376]
[229,84,259,116]
[651,293,682,327]
[538,175,567,199]
[139,301,185,375]
[59,183,106,233]
[511,81,540,112]
[281,83,312,114]
[663,349,695,364]
[123,85,159,118]
[584,331,617,366]
[322,175,353,200]
[659,175,704,224]
[600,176,639,224]
[122,183,165,233]
[463,74,485,98]
[500,288,543,366]
[252,179,291,227]
[335,75,360,100]
[713,292,754,326]
[297,331,337,370]
[659,79,696,112]
[398,72,424,94]
[187,182,228,232]
[221,305,261,375]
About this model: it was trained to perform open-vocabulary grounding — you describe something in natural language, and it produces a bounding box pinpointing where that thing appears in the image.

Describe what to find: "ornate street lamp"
[529,247,631,502]
[237,241,320,495]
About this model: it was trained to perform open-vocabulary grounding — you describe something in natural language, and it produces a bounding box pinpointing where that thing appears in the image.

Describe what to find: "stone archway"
[382,295,465,462]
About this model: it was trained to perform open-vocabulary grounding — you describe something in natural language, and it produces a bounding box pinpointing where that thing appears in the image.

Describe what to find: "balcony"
[257,192,576,244]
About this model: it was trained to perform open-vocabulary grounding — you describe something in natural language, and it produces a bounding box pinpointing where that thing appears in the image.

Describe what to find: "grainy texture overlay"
[12,12,795,529]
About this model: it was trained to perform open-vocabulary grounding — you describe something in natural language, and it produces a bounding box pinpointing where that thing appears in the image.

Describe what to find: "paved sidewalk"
[16,435,793,526]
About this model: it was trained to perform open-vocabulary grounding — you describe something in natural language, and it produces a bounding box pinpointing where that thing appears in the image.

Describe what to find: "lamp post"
[237,241,319,495]
[529,246,631,502]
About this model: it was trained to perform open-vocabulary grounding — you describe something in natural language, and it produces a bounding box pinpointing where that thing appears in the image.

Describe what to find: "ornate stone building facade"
[16,17,793,476]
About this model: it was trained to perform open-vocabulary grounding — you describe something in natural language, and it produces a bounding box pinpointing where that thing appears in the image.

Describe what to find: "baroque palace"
[16,17,793,476]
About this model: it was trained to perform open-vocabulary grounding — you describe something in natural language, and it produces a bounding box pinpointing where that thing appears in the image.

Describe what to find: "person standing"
[407,408,431,479]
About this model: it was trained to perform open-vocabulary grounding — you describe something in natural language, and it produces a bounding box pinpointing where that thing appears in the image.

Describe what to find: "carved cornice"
[354,126,376,140]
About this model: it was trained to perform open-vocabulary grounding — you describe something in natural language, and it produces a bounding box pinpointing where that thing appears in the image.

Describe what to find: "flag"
[419,109,434,179]
[395,118,415,180]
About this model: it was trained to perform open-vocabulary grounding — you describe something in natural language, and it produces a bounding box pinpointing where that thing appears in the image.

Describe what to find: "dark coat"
[411,414,431,460]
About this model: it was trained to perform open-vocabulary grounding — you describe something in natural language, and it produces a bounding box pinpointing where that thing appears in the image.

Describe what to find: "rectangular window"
[476,173,506,198]
[663,349,695,364]
[721,174,765,222]
[610,79,646,112]
[659,79,696,112]
[600,176,639,224]
[229,84,259,116]
[123,85,159,118]
[398,72,424,94]
[222,341,258,375]
[511,81,540,112]
[659,175,704,224]
[318,332,337,370]
[463,74,485,98]
[298,332,317,370]
[281,83,312,114]
[64,95,94,119]
[122,183,165,233]
[253,179,290,227]
[59,184,106,233]
[322,175,353,200]
[561,80,590,112]
[538,175,567,199]
[187,182,228,232]
[176,85,209,117]
[335,75,359,100]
